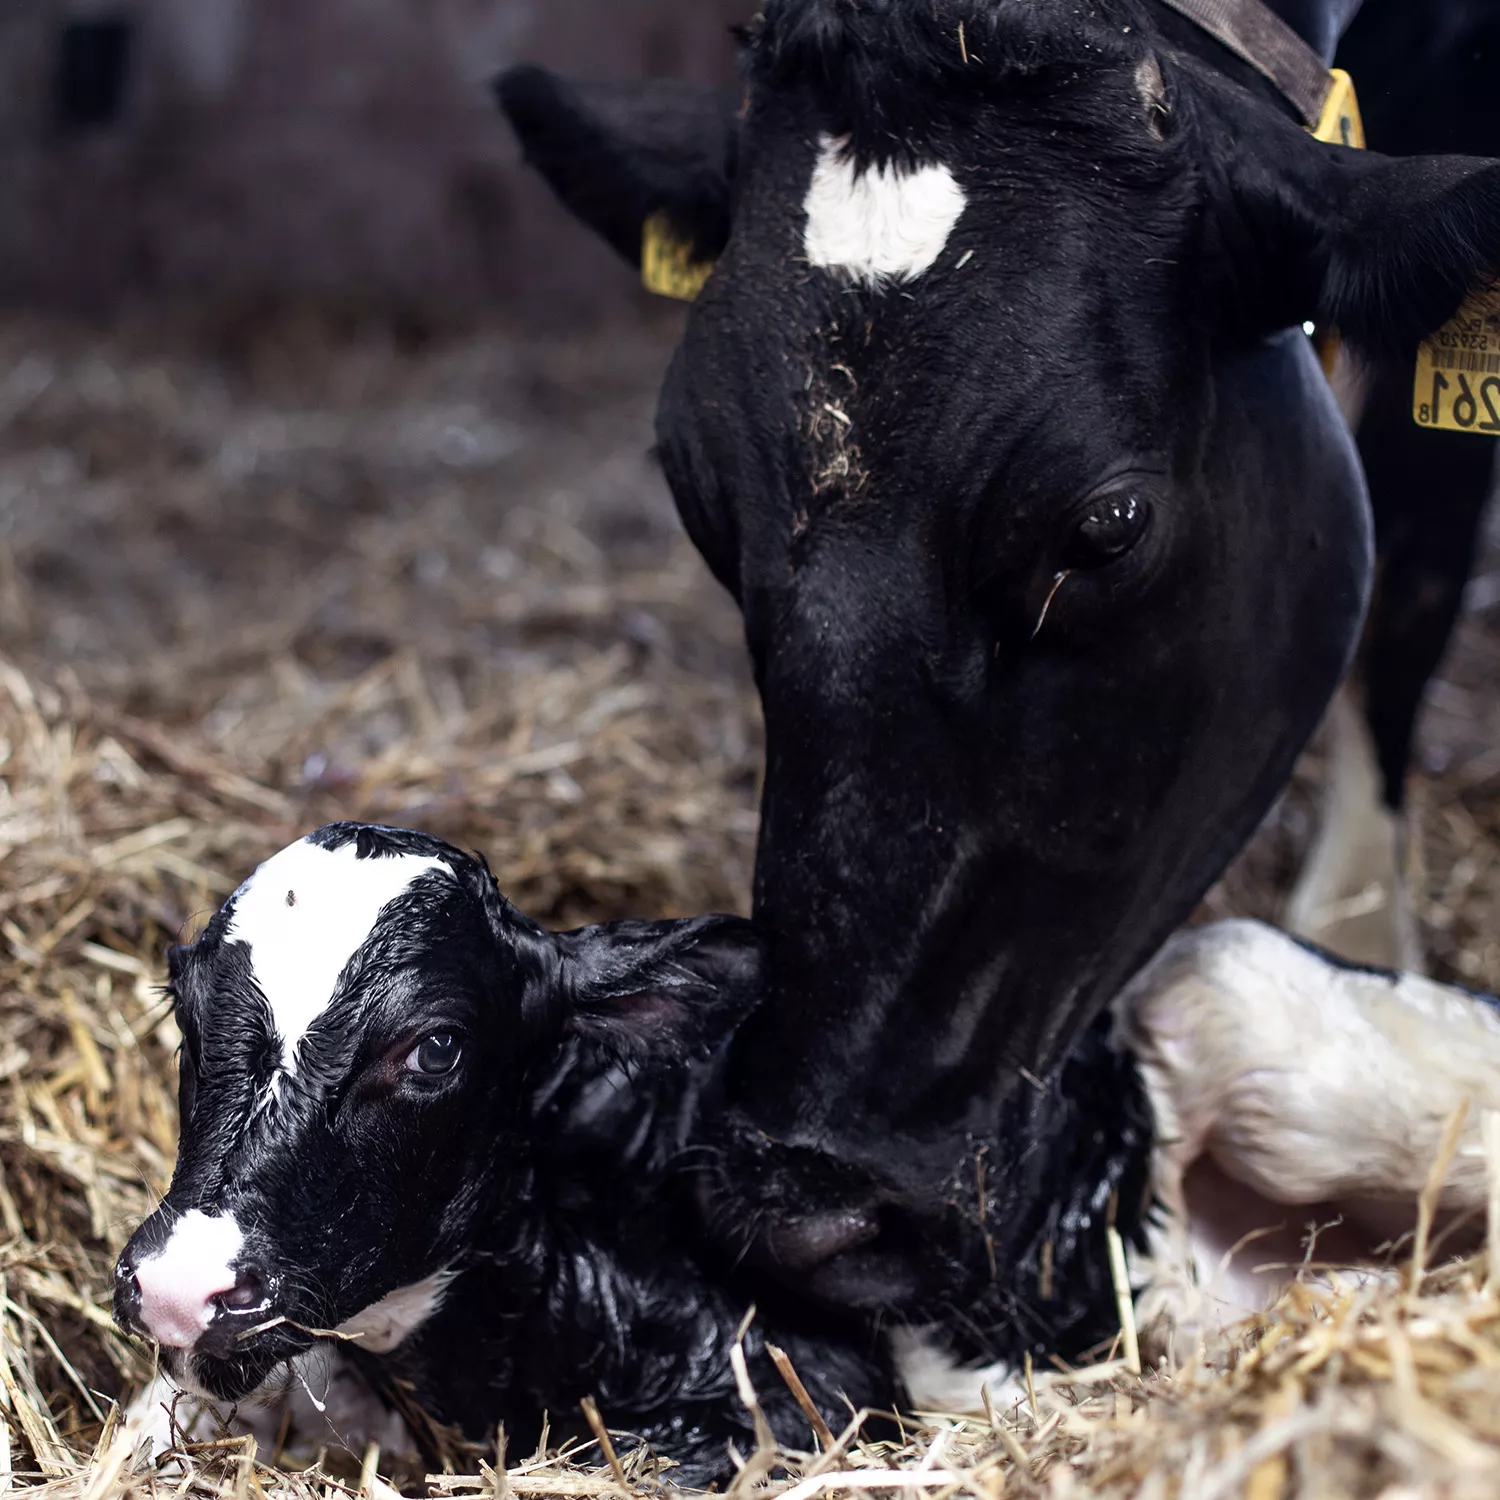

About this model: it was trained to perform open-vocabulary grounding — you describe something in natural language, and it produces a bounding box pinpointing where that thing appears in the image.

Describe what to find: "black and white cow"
[1285,0,1500,969]
[113,824,897,1484]
[114,824,1500,1465]
[496,0,1500,1346]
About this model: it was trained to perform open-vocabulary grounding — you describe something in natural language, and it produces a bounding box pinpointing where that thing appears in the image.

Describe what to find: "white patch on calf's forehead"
[803,133,966,285]
[226,838,448,1072]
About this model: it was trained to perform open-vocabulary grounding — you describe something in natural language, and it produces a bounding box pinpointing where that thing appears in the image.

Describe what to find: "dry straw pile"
[2,313,1499,1497]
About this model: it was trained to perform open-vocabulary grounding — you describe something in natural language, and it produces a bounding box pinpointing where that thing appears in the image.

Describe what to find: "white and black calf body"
[114,824,897,1484]
[116,829,1500,1458]
[1122,920,1500,1352]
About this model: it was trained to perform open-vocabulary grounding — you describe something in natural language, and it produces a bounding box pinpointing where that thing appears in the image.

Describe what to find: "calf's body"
[115,824,896,1484]
[116,825,1500,1463]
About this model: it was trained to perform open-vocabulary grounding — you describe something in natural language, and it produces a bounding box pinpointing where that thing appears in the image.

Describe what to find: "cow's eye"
[405,1032,461,1077]
[1063,492,1151,569]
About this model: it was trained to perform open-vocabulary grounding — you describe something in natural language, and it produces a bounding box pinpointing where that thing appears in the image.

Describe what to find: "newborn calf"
[114,823,895,1482]
[116,822,1500,1457]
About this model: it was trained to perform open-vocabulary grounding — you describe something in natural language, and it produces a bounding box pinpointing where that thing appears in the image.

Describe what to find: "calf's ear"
[557,915,763,1066]
[494,65,739,272]
[1221,95,1500,355]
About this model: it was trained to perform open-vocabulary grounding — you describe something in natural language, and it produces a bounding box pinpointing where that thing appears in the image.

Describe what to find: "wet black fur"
[116,824,899,1484]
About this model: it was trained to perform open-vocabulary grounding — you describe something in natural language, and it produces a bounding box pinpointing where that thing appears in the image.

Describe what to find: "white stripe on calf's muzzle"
[226,837,448,1074]
[134,1210,245,1350]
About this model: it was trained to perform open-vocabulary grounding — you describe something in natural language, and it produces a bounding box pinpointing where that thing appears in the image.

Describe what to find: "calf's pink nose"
[133,1210,245,1349]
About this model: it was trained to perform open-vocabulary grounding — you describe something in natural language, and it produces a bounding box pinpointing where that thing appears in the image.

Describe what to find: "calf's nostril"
[216,1265,269,1315]
[112,1258,146,1331]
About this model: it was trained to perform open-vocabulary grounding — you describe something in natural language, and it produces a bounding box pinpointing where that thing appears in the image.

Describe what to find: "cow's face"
[114,824,759,1402]
[500,0,1500,1304]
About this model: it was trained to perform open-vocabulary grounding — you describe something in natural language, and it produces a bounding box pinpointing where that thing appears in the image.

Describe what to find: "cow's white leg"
[1284,684,1421,973]
[1118,920,1500,1356]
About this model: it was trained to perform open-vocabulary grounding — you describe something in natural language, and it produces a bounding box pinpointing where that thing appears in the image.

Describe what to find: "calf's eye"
[1063,492,1150,569]
[405,1032,461,1077]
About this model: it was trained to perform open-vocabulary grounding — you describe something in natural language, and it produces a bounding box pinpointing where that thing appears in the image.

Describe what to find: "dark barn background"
[0,0,749,315]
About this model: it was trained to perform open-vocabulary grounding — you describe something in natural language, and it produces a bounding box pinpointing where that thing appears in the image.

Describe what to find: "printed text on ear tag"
[642,213,715,302]
[1413,276,1500,435]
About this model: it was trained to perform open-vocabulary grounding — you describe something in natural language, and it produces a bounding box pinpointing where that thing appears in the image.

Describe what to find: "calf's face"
[499,0,1500,1305]
[114,823,759,1404]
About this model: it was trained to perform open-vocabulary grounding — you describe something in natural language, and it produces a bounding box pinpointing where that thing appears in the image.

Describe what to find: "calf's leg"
[1119,919,1500,1350]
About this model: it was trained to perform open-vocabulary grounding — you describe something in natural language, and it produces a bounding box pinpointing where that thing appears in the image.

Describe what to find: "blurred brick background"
[0,0,751,320]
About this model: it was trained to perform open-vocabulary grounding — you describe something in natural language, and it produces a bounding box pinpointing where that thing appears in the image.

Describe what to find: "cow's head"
[499,0,1500,1308]
[114,823,758,1403]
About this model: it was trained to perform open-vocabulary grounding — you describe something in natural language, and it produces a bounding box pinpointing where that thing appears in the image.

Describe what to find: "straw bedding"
[1,309,1498,1497]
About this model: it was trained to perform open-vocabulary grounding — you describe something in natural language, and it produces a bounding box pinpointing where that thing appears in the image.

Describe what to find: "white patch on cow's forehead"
[226,838,448,1072]
[803,133,966,285]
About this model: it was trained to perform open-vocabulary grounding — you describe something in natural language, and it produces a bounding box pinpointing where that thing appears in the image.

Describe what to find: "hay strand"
[1409,1098,1472,1292]
[1107,1226,1142,1376]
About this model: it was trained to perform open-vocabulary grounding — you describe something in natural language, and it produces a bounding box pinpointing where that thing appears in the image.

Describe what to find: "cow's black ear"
[1314,152,1500,355]
[1223,96,1500,356]
[557,915,762,1067]
[493,65,739,272]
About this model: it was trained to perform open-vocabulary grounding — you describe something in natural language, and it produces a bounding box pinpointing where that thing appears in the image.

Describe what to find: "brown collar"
[1154,0,1332,126]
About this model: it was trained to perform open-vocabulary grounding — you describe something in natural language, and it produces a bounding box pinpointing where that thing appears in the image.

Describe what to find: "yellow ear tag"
[1307,71,1363,380]
[641,213,715,302]
[1311,68,1364,149]
[1413,274,1500,433]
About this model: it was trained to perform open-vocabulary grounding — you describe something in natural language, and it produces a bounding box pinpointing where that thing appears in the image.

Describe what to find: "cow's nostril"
[216,1265,269,1315]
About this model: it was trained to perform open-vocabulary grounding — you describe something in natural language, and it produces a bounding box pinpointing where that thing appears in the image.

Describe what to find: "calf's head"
[114,822,758,1403]
[500,0,1500,1305]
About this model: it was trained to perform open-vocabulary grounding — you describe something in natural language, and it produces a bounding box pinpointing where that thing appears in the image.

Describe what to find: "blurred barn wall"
[0,0,749,321]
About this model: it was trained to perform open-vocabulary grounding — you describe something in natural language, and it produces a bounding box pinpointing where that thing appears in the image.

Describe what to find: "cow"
[495,0,1500,1363]
[113,824,898,1486]
[1285,0,1500,969]
[113,826,1500,1463]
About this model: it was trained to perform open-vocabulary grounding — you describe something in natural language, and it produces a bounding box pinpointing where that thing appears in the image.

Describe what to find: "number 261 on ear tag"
[1413,276,1500,434]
